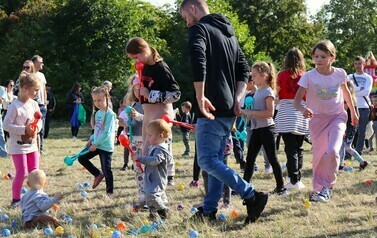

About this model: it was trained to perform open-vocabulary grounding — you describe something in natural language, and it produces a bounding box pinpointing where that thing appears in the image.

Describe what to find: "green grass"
[0,121,376,237]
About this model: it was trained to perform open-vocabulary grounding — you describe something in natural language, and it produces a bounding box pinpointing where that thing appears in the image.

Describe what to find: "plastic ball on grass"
[44,227,54,235]
[177,184,185,191]
[231,210,239,218]
[189,229,199,238]
[190,207,198,214]
[4,175,9,180]
[84,182,90,188]
[81,191,87,197]
[218,213,226,221]
[55,226,64,235]
[21,188,27,194]
[1,214,9,221]
[11,221,19,228]
[128,229,138,235]
[345,161,351,167]
[177,204,184,211]
[52,204,59,211]
[77,183,83,190]
[1,229,11,237]
[89,224,98,230]
[139,225,151,234]
[344,166,354,172]
[304,200,312,208]
[365,179,373,186]
[112,230,122,238]
[116,221,127,231]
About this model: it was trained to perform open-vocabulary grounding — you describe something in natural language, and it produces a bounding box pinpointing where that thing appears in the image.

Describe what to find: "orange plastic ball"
[117,221,127,231]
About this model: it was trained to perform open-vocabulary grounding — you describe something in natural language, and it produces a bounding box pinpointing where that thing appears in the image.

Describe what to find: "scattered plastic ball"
[139,225,151,234]
[116,221,127,231]
[21,188,27,194]
[1,214,9,221]
[55,226,64,235]
[82,166,86,170]
[365,179,373,186]
[177,184,185,191]
[344,166,354,172]
[89,224,98,230]
[132,204,139,212]
[175,161,182,166]
[11,221,19,228]
[44,227,54,235]
[52,204,59,211]
[177,204,184,211]
[141,219,149,225]
[231,210,239,218]
[112,230,122,238]
[218,213,226,221]
[84,182,90,188]
[7,173,12,179]
[65,217,73,224]
[190,207,198,214]
[104,228,114,236]
[77,184,83,190]
[4,175,9,180]
[81,191,87,197]
[189,229,199,238]
[1,229,11,237]
[304,201,312,208]
[345,161,351,167]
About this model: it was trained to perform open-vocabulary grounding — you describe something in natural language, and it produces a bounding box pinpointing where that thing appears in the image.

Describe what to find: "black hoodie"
[188,13,249,118]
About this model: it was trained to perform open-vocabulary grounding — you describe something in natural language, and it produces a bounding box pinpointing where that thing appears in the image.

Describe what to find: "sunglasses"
[23,66,30,70]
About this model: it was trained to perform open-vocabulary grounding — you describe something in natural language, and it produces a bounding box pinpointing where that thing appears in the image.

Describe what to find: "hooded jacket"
[188,13,249,118]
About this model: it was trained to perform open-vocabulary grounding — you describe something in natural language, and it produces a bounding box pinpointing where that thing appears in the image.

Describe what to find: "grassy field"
[0,121,376,238]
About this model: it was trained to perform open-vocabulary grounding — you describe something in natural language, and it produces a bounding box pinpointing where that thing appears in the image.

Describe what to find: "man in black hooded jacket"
[180,0,268,224]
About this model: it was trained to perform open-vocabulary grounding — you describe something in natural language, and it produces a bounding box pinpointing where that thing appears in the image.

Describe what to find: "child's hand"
[351,113,359,126]
[54,193,63,201]
[140,87,150,98]
[89,144,97,152]
[130,110,139,118]
[302,108,314,118]
[241,110,252,117]
[86,139,92,146]
[25,123,37,138]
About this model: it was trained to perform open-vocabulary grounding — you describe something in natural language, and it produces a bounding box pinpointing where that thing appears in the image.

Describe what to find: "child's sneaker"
[167,176,175,186]
[120,165,129,171]
[10,200,21,208]
[243,191,268,224]
[157,208,169,220]
[189,180,199,188]
[309,191,319,202]
[92,173,105,189]
[181,151,190,157]
[359,160,369,170]
[317,187,331,203]
[285,181,305,190]
[270,187,288,196]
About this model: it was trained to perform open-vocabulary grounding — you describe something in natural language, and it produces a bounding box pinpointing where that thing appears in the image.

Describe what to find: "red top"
[277,70,305,100]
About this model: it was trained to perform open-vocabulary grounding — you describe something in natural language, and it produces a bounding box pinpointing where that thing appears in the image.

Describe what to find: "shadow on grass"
[304,227,377,238]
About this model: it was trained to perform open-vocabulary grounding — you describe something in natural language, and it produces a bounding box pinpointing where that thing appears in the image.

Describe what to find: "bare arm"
[294,86,313,118]
[234,81,247,116]
[342,83,359,126]
[242,96,274,118]
[194,81,215,120]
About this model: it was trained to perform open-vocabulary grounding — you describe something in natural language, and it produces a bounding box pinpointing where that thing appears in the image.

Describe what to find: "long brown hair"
[283,47,306,78]
[125,37,162,62]
[252,62,276,91]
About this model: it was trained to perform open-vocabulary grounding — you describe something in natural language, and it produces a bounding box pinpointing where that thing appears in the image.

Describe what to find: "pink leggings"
[12,151,39,200]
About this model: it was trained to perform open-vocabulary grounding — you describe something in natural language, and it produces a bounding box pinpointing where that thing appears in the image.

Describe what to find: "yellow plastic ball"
[55,226,64,235]
[177,184,185,190]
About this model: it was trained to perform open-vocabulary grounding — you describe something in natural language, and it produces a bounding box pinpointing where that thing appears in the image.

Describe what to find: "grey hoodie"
[21,189,57,223]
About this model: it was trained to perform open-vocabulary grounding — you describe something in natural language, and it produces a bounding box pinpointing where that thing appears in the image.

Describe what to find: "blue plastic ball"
[44,227,53,235]
[112,230,122,238]
[190,207,198,214]
[218,213,226,221]
[139,225,151,234]
[1,229,11,237]
[1,214,9,221]
[150,223,158,230]
[21,188,27,194]
[344,166,354,172]
[11,221,19,228]
[89,224,97,230]
[128,228,138,235]
[83,182,90,188]
[189,230,199,238]
[81,191,87,197]
[77,183,83,189]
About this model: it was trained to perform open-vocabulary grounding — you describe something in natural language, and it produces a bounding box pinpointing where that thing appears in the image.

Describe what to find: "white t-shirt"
[348,73,372,108]
[36,71,47,105]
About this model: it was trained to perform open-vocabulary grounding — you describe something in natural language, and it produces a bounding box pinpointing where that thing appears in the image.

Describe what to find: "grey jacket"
[21,189,57,223]
[138,143,172,193]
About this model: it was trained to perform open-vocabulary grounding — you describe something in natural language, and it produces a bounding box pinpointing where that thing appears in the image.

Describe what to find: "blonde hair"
[311,40,336,58]
[23,60,35,73]
[147,119,171,139]
[27,169,46,190]
[125,37,162,62]
[19,72,40,88]
[283,47,306,78]
[126,74,139,103]
[90,86,111,126]
[252,62,276,91]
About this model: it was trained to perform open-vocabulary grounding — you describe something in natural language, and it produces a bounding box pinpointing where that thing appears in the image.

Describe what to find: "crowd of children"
[2,36,376,230]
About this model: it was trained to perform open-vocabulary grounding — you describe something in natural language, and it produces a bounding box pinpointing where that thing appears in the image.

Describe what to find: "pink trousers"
[309,112,347,192]
[12,151,39,200]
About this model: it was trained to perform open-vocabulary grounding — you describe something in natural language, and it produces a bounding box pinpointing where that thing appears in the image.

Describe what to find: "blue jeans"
[39,105,47,151]
[355,108,369,154]
[196,117,255,213]
[0,118,7,157]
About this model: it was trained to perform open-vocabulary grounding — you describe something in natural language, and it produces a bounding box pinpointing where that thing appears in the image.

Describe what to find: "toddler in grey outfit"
[134,119,172,220]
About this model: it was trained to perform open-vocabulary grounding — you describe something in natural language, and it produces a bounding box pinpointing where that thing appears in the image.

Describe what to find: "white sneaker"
[285,181,305,190]
[317,187,331,203]
[72,136,77,140]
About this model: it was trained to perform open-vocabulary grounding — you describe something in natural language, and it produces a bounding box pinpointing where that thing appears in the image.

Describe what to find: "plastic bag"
[77,104,86,126]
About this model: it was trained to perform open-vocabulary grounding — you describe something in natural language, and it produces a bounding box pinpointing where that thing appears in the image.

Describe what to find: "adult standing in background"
[0,85,7,157]
[103,80,119,112]
[31,55,47,154]
[349,56,373,155]
[179,0,268,224]
[44,84,56,139]
[66,82,84,140]
[14,60,35,96]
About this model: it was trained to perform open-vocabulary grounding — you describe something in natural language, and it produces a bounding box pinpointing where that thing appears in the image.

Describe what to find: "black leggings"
[244,125,284,189]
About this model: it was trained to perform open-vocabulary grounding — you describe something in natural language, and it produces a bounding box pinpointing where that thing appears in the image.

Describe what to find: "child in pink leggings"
[4,72,42,207]
[294,40,358,203]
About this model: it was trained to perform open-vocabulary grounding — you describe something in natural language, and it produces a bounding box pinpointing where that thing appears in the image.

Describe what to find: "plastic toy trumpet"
[118,134,143,173]
[135,62,146,102]
[64,147,89,166]
[162,115,195,130]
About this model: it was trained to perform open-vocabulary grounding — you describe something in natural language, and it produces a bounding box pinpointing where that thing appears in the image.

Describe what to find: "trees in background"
[0,0,376,117]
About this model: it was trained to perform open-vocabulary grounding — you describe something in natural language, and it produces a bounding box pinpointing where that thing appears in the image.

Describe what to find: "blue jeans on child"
[196,117,255,213]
